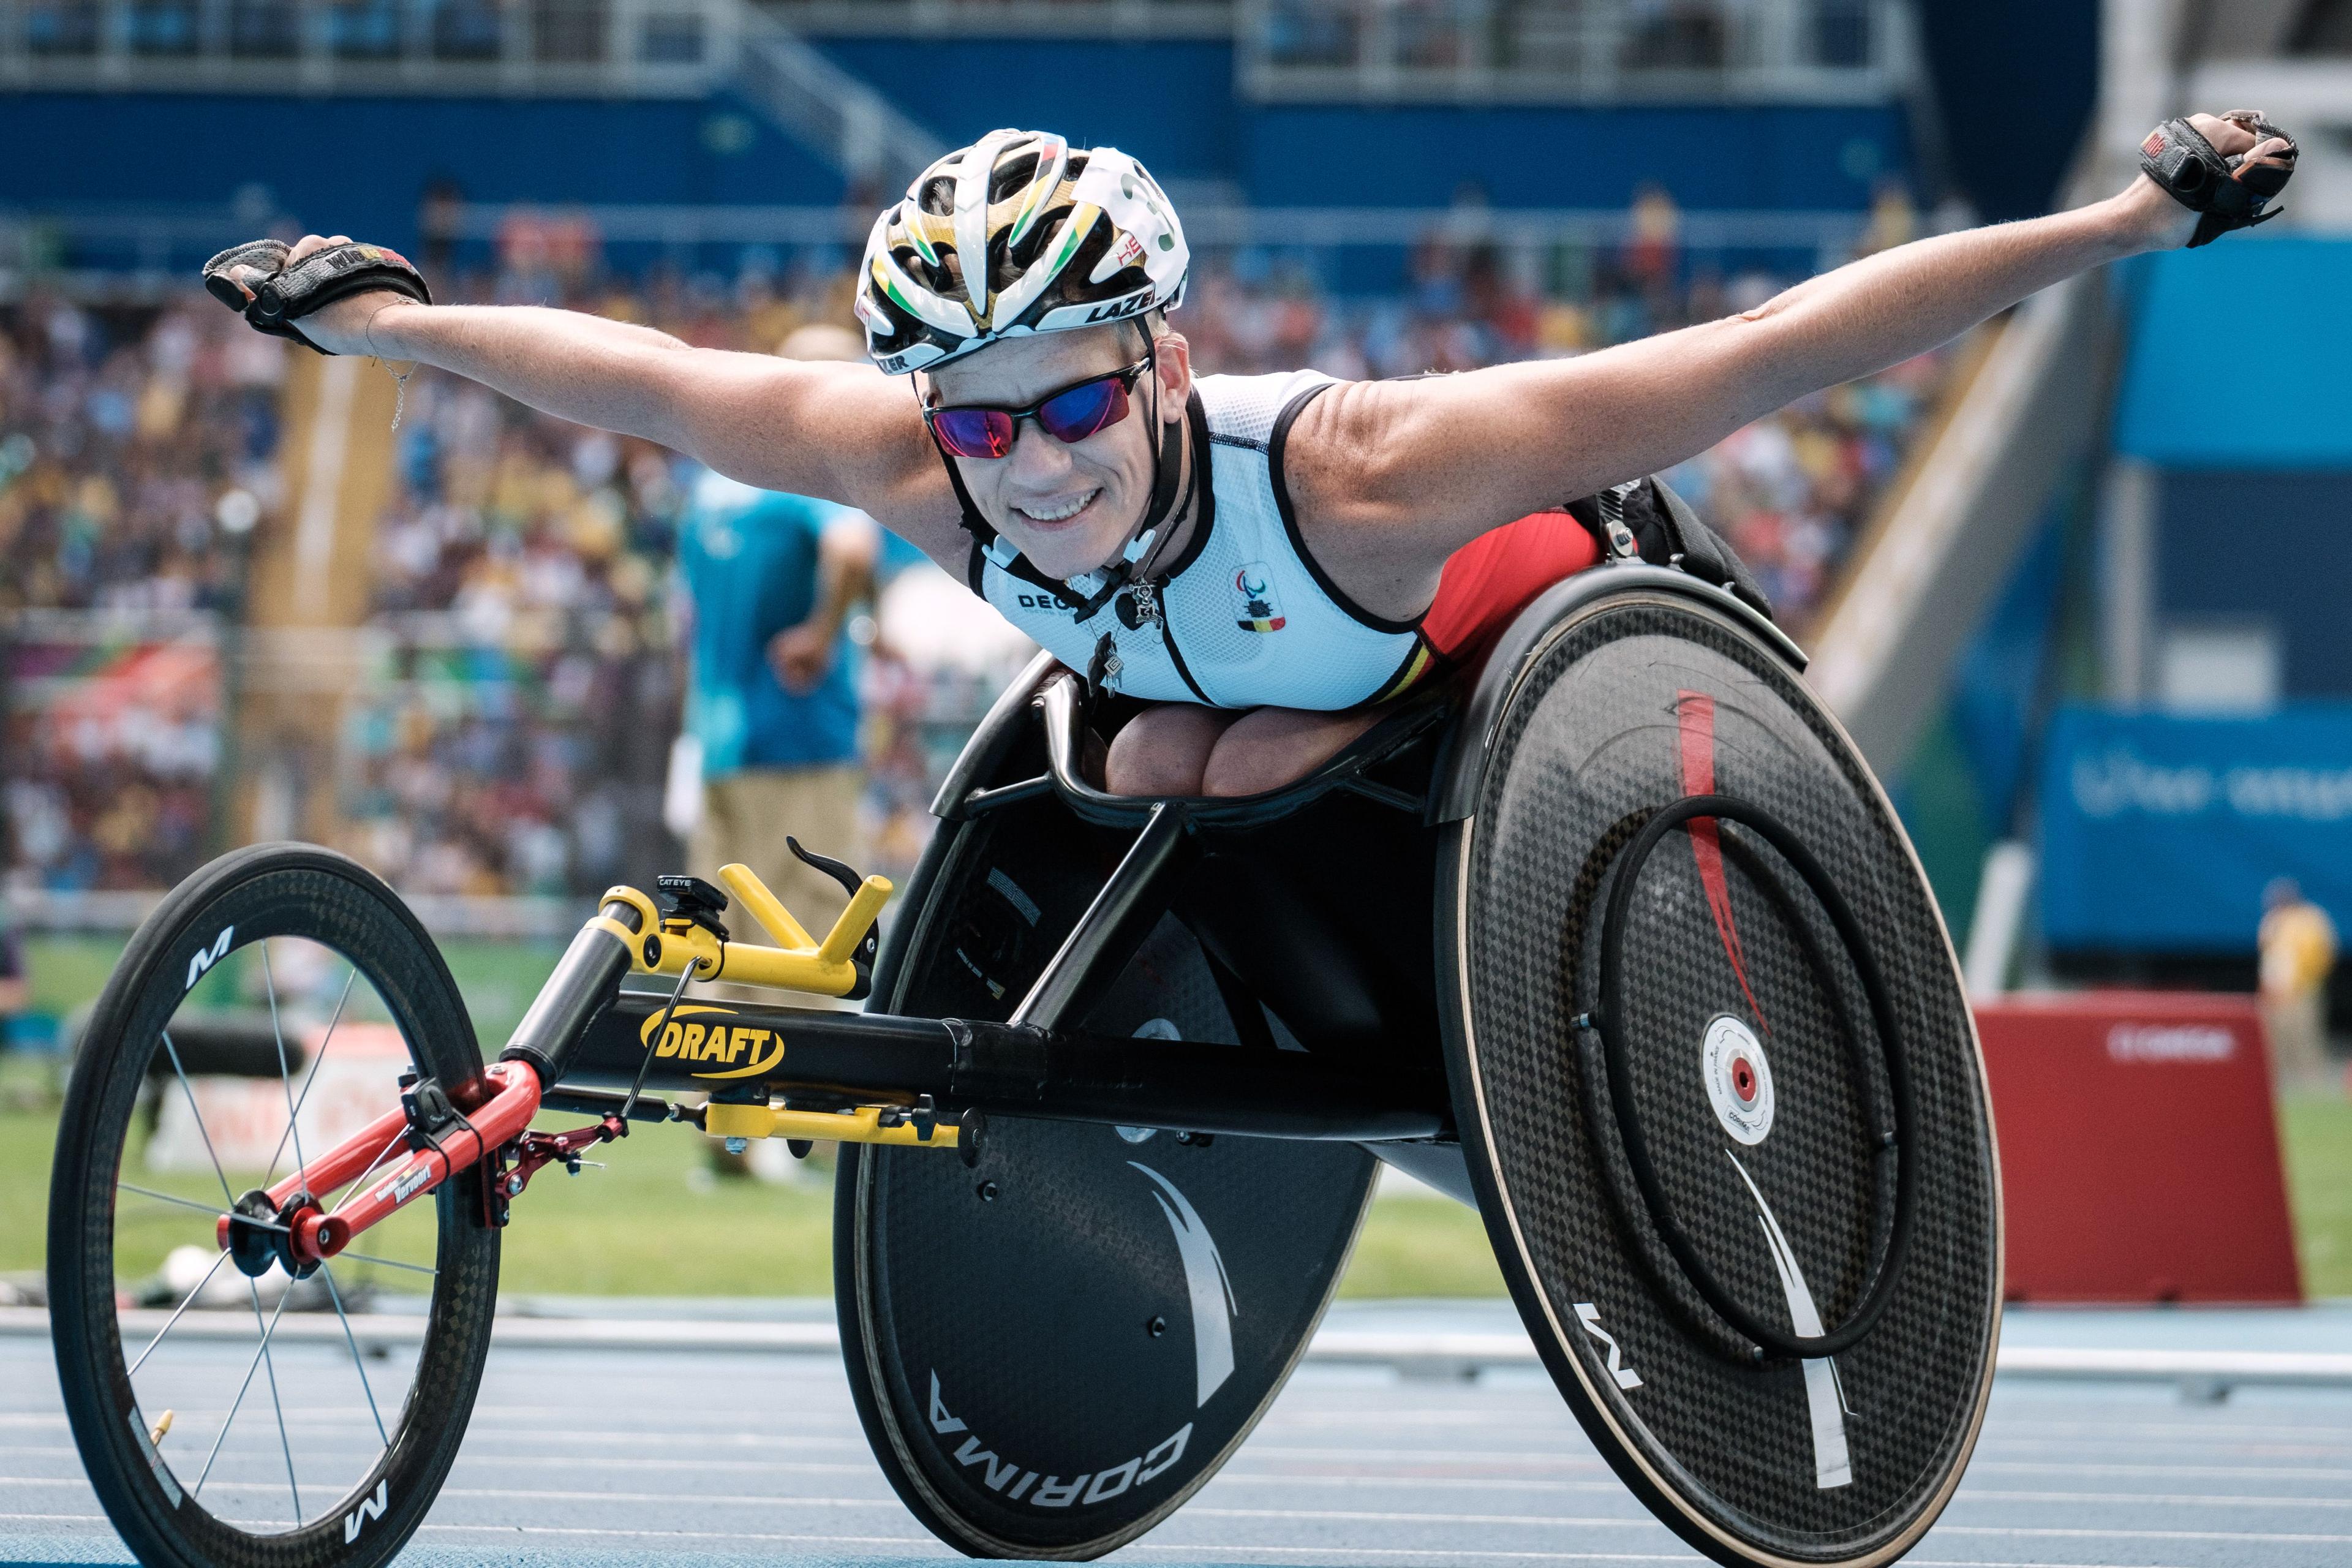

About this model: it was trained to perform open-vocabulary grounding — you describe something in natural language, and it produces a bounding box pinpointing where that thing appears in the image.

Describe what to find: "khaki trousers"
[2261,987,2331,1092]
[688,764,865,1005]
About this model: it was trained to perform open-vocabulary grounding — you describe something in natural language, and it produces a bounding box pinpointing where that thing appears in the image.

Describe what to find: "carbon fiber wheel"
[839,796,1375,1559]
[1439,590,2000,1567]
[49,843,498,1568]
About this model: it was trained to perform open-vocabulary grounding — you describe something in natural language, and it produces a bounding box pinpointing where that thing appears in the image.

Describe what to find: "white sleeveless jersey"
[970,369,1437,710]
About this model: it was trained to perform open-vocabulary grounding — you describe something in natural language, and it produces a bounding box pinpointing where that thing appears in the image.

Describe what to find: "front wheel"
[48,843,500,1568]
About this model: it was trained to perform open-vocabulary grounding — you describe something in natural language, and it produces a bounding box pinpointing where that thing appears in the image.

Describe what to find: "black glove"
[2138,111,2297,248]
[201,238,433,354]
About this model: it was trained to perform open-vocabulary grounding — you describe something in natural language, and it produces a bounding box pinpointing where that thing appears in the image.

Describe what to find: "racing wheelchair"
[49,505,2002,1568]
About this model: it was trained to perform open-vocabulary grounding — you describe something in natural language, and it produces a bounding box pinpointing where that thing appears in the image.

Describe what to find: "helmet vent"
[988,233,1025,295]
[989,151,1039,204]
[1006,209,1058,271]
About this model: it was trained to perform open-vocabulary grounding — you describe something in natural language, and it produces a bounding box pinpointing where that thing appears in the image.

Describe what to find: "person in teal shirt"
[676,326,879,947]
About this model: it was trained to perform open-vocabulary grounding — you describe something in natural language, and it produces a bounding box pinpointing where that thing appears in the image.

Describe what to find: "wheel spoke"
[258,941,309,1191]
[157,1029,235,1207]
[126,1246,234,1378]
[192,1284,293,1498]
[318,1263,388,1448]
[118,1182,255,1223]
[327,1129,409,1218]
[262,964,357,1190]
[246,1276,302,1524]
[337,1251,436,1278]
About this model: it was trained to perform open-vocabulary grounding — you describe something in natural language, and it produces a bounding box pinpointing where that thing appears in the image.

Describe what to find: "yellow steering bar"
[587,861,893,998]
[703,1099,960,1150]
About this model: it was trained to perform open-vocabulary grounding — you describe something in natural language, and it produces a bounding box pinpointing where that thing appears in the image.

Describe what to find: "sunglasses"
[924,356,1153,460]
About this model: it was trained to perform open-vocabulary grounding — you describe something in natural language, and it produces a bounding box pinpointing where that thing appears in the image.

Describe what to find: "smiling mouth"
[1014,489,1101,527]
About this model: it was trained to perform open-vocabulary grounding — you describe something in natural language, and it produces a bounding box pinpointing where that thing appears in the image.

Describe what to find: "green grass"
[2282,1093,2352,1298]
[21,933,566,1059]
[13,1079,2347,1302]
[1,1089,1487,1297]
[7,932,1502,1298]
[12,928,2337,1303]
[1340,1196,1505,1297]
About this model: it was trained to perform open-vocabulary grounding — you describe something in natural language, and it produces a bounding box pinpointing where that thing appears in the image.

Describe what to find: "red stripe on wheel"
[1676,690,1768,1034]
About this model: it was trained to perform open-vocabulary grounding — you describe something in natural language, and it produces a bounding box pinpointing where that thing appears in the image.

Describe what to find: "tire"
[1440,590,2000,1567]
[48,843,500,1568]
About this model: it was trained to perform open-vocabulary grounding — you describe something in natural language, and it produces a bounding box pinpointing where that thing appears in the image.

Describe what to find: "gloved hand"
[2137,111,2297,248]
[202,235,432,354]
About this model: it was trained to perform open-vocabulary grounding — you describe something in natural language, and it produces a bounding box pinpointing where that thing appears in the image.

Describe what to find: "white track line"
[9,1466,2351,1510]
[1936,1524,2352,1544]
[412,1520,938,1547]
[0,1512,2201,1567]
[13,1307,2351,1389]
[1970,1460,2352,1481]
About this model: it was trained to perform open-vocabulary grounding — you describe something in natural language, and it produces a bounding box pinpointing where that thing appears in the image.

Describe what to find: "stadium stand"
[0,0,1968,904]
[2,222,1950,900]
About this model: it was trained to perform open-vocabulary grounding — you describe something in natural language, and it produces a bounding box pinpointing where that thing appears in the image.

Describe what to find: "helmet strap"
[1060,361,1194,620]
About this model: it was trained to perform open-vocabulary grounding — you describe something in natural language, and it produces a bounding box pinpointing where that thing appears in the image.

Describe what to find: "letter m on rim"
[344,1479,388,1542]
[186,927,234,992]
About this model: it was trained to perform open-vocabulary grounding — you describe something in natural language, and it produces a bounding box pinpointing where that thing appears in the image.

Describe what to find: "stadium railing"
[0,0,938,187]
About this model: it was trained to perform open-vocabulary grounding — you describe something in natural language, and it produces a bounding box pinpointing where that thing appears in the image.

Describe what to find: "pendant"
[1116,581,1161,630]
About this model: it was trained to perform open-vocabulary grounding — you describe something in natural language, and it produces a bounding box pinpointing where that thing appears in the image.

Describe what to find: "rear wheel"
[1441,590,2000,1568]
[48,843,499,1568]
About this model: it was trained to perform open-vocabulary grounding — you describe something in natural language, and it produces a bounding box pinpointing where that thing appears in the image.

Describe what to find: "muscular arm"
[254,239,963,560]
[1289,148,2226,619]
[374,303,959,547]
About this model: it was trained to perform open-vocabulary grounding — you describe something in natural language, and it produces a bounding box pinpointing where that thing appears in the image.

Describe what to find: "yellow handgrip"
[704,1100,959,1150]
[820,876,894,965]
[718,862,814,950]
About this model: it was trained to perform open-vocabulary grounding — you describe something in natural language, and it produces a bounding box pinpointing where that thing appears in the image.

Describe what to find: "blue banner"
[2039,705,2352,951]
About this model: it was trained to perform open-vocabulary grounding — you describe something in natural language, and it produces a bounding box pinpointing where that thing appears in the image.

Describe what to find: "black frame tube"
[554,990,1448,1142]
[499,897,640,1085]
[1009,800,1193,1028]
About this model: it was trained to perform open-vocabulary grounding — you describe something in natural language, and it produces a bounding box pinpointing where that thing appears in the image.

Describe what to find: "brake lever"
[785,836,863,898]
[787,836,881,998]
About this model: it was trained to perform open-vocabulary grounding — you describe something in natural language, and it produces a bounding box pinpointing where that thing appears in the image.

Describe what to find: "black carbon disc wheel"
[49,843,499,1568]
[1439,589,2000,1568]
[840,797,1375,1560]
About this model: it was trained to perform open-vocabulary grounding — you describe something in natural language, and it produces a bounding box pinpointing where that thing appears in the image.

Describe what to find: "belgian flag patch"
[1232,563,1286,632]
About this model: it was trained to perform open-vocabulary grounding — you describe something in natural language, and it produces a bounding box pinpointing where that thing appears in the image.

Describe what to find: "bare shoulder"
[1276,376,1461,619]
[1278,377,1411,530]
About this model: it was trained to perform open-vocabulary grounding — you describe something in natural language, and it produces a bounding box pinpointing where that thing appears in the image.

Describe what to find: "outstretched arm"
[1289,113,2280,619]
[232,237,963,554]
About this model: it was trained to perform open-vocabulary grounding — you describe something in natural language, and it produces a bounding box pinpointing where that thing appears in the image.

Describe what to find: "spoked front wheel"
[48,843,499,1568]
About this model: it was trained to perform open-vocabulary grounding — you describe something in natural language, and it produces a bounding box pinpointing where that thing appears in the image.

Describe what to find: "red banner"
[1976,992,2302,1303]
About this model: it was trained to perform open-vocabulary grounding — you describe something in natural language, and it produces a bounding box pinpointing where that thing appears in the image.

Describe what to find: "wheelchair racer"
[208,115,2292,798]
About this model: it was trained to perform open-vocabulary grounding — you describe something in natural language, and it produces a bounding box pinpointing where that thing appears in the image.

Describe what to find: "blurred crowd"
[2,189,1945,897]
[0,299,281,891]
[0,298,282,616]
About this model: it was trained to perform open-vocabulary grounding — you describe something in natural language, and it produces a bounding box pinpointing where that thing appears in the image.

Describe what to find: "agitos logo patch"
[1231,563,1285,632]
[639,1003,785,1080]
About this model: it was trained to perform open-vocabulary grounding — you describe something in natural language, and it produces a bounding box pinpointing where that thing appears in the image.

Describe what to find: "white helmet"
[855,129,1190,375]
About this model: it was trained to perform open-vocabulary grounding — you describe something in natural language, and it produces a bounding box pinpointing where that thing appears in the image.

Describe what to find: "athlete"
[206,115,2293,797]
